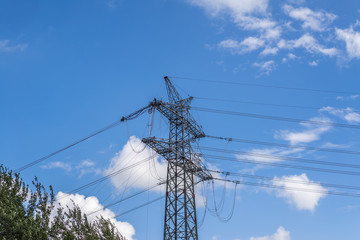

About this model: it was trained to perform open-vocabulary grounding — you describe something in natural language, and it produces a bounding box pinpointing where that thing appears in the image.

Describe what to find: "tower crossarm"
[142,137,212,181]
[191,153,213,182]
[150,99,205,139]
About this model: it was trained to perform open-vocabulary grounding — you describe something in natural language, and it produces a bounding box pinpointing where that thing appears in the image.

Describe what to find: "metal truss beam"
[142,77,212,240]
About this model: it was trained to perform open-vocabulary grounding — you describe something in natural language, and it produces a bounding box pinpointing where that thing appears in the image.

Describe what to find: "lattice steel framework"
[142,77,212,240]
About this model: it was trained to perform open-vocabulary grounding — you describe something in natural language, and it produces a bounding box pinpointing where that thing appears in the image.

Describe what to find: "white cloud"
[278,34,338,56]
[77,159,95,168]
[344,112,360,122]
[353,20,360,28]
[41,159,102,176]
[241,37,266,52]
[283,5,336,31]
[186,0,360,72]
[237,148,285,164]
[104,136,167,193]
[54,192,135,240]
[41,159,101,176]
[272,174,327,211]
[235,16,282,40]
[288,53,297,59]
[261,47,279,56]
[236,147,303,174]
[189,0,268,18]
[336,95,359,101]
[309,60,318,66]
[276,126,330,145]
[250,226,291,240]
[239,116,332,171]
[189,0,281,41]
[98,143,118,154]
[218,39,239,50]
[253,60,276,74]
[41,161,72,172]
[321,142,350,149]
[282,53,298,63]
[76,159,101,177]
[105,136,209,209]
[320,106,360,123]
[0,40,27,52]
[189,0,340,66]
[275,116,332,145]
[218,37,265,54]
[336,27,360,59]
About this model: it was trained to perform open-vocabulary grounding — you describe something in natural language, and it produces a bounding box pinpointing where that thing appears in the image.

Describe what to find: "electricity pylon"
[142,77,212,240]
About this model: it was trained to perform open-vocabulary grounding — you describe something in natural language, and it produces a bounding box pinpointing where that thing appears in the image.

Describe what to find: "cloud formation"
[278,34,338,56]
[54,192,135,240]
[275,117,332,145]
[250,226,291,240]
[190,0,281,41]
[283,5,336,31]
[186,1,360,72]
[253,60,276,74]
[189,0,268,17]
[236,146,303,174]
[41,161,72,172]
[104,136,167,193]
[218,37,265,54]
[282,53,298,63]
[0,40,27,52]
[104,136,210,209]
[272,173,327,211]
[41,159,101,176]
[336,27,360,59]
[320,106,360,123]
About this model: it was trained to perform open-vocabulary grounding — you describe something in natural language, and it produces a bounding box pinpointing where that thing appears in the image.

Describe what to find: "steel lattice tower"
[142,77,212,240]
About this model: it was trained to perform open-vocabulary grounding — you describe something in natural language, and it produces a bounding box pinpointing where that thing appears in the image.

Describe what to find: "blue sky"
[1,0,360,239]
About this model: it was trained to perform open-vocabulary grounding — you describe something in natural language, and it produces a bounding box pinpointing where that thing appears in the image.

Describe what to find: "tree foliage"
[0,165,127,240]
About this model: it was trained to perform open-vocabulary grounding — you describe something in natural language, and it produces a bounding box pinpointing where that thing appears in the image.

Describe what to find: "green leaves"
[0,165,127,240]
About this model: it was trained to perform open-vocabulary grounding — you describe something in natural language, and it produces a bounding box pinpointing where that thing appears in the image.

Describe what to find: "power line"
[192,106,360,130]
[114,196,164,218]
[15,104,152,173]
[15,120,122,172]
[57,155,154,201]
[194,97,360,114]
[112,174,215,219]
[208,169,360,191]
[195,97,320,111]
[213,177,360,198]
[204,154,360,176]
[169,76,359,95]
[88,182,165,216]
[201,146,360,169]
[209,180,238,223]
[206,135,360,156]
